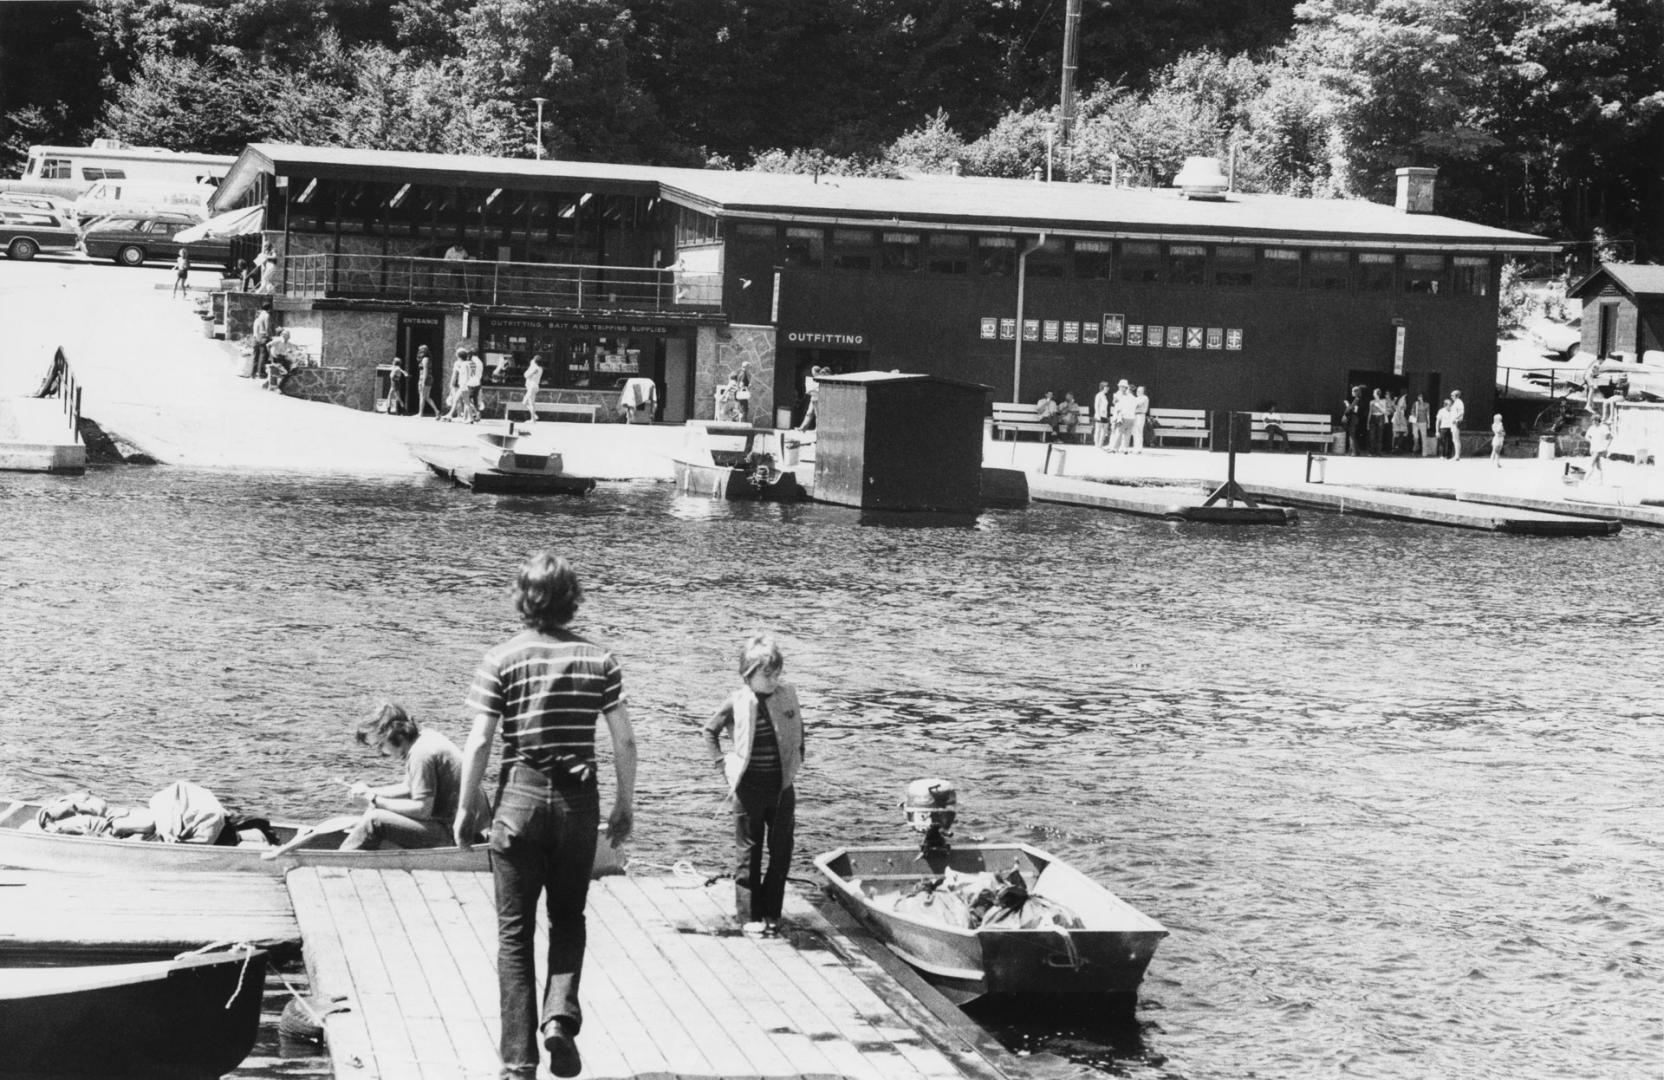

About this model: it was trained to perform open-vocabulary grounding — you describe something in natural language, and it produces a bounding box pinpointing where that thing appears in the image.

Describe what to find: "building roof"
[217,143,1557,253]
[1569,262,1664,300]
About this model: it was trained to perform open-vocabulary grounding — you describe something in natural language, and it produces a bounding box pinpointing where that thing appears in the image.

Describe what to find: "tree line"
[2,0,1659,261]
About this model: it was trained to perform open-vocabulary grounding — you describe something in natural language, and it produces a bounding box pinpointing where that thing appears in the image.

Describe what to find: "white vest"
[722,683,804,793]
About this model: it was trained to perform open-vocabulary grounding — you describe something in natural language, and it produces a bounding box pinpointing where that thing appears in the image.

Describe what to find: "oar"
[260,813,362,860]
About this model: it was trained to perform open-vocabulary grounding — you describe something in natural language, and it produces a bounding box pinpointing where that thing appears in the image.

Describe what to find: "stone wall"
[695,324,777,422]
[312,310,400,412]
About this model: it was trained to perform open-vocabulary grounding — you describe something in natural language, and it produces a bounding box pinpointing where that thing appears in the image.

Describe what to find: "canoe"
[815,842,1167,1004]
[0,945,265,1079]
[0,798,626,877]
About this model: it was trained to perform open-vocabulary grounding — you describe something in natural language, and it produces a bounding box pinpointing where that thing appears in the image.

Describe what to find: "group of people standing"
[1341,385,1470,460]
[339,551,804,1078]
[1093,379,1150,452]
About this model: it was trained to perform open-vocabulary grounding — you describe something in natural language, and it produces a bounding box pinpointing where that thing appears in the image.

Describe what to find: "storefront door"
[398,314,446,415]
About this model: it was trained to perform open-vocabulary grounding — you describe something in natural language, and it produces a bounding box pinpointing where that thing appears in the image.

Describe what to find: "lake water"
[2,466,1660,1080]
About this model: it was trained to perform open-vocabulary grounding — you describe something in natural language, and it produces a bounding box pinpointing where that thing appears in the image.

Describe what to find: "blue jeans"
[491,765,599,1078]
[733,778,795,922]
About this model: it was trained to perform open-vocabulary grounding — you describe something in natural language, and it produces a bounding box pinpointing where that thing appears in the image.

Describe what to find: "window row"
[749,224,1491,297]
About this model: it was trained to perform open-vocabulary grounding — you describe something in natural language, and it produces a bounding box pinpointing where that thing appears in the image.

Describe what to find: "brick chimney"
[1395,167,1437,214]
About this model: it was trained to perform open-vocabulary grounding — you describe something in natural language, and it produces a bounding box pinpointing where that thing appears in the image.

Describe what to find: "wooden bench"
[991,401,1088,441]
[1251,411,1333,449]
[1148,408,1208,446]
[533,401,601,423]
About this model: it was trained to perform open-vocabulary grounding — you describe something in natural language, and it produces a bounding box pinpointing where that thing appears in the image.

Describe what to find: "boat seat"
[0,801,33,827]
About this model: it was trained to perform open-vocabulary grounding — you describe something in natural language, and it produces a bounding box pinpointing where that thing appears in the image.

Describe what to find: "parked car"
[0,207,79,260]
[77,213,232,267]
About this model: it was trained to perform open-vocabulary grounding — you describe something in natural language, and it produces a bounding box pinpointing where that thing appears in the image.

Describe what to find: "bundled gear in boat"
[881,865,1084,931]
[29,782,230,843]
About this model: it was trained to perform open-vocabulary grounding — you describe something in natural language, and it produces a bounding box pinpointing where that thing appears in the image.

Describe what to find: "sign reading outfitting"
[784,331,866,347]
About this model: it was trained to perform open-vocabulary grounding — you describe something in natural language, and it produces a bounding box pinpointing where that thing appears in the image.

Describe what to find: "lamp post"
[1039,121,1056,183]
[531,97,548,160]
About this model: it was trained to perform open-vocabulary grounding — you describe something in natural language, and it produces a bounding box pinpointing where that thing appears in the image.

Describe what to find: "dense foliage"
[0,0,1658,256]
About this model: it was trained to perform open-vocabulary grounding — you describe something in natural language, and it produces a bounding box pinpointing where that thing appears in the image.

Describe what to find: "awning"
[175,205,265,244]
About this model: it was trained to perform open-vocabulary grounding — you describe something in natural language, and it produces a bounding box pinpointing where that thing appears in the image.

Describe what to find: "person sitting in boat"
[702,633,806,938]
[342,701,475,850]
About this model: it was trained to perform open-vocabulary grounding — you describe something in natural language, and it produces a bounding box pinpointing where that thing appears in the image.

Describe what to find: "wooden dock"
[0,870,298,957]
[1031,474,1297,524]
[287,868,1021,1080]
[1245,481,1623,535]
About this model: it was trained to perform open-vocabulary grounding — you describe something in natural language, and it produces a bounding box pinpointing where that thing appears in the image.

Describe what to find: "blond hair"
[739,634,784,679]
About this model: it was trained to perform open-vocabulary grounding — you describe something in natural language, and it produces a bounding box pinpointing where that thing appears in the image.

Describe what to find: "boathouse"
[205,145,1557,424]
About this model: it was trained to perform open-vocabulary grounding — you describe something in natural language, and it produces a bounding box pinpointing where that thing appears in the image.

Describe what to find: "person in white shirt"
[1131,385,1151,453]
[1092,381,1111,448]
[1448,390,1466,460]
[1586,417,1613,483]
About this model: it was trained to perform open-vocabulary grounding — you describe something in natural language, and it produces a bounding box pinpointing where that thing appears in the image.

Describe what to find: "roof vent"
[1172,156,1229,200]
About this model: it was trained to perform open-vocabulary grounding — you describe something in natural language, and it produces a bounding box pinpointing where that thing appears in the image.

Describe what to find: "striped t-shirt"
[466,628,624,780]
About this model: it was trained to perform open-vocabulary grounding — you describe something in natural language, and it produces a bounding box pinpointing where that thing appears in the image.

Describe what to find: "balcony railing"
[283,254,722,314]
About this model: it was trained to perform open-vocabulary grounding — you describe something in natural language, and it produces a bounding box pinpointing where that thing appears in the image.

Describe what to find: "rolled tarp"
[175,204,265,244]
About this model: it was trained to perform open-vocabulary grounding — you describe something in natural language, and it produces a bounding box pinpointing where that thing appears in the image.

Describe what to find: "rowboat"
[0,945,265,1078]
[671,420,806,501]
[0,798,625,877]
[815,842,1167,1004]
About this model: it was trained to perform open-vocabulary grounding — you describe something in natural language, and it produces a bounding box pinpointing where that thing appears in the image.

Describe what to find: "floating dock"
[1030,474,1297,524]
[1454,490,1664,529]
[412,446,596,495]
[287,868,1020,1080]
[0,870,297,958]
[1249,482,1622,535]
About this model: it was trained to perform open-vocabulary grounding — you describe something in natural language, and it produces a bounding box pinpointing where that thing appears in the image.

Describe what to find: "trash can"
[1305,451,1327,484]
[1422,432,1438,457]
[1538,436,1557,460]
[1330,432,1348,454]
[780,435,801,468]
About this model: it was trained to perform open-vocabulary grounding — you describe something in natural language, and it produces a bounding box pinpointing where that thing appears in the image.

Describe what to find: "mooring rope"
[175,940,257,1009]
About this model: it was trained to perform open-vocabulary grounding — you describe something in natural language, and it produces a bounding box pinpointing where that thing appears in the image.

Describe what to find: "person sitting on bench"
[1264,403,1289,450]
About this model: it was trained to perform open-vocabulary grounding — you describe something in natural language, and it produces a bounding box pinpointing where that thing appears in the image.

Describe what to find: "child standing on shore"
[702,634,805,937]
[1490,413,1505,466]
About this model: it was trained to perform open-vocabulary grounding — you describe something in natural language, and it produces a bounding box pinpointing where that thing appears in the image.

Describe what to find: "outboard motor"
[902,778,957,856]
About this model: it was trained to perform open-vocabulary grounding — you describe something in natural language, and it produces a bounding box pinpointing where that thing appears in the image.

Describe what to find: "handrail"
[280,253,722,313]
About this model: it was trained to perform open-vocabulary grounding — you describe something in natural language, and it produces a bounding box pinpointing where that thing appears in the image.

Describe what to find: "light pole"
[1039,121,1056,183]
[531,97,548,160]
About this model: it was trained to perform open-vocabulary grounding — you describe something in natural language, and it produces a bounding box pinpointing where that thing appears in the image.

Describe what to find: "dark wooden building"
[208,146,1556,423]
[813,373,987,512]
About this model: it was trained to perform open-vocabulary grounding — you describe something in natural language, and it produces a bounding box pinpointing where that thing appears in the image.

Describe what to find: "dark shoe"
[543,1024,581,1079]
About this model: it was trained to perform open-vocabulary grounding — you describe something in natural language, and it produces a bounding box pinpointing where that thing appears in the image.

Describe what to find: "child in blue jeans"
[702,634,806,936]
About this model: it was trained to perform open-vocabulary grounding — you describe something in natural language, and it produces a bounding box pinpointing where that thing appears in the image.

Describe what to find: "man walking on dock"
[455,552,638,1079]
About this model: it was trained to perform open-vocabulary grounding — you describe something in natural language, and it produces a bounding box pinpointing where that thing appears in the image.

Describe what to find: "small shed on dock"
[1569,263,1664,362]
[814,372,989,512]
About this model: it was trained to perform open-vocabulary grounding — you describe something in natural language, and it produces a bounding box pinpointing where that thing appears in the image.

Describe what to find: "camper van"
[1,141,233,202]
[72,180,214,227]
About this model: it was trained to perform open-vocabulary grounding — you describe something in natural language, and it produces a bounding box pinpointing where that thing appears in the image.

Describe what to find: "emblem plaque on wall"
[1165,325,1185,349]
[1082,321,1101,344]
[1103,314,1125,345]
[980,317,998,340]
[1206,327,1223,349]
[1022,319,1040,341]
[1000,318,1016,340]
[1185,327,1204,349]
[1062,321,1080,343]
[1146,325,1163,347]
[1127,324,1145,347]
[1226,328,1244,350]
[1042,320,1060,342]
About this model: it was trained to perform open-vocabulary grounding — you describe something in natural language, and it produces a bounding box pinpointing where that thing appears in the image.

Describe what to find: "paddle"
[260,813,362,860]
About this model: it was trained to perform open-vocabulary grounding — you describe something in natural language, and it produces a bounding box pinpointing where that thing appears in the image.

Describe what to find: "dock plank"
[636,876,891,1080]
[286,869,379,1077]
[288,869,1018,1080]
[0,870,297,954]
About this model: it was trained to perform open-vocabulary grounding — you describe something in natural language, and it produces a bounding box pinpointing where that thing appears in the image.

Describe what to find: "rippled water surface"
[3,467,1661,1079]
